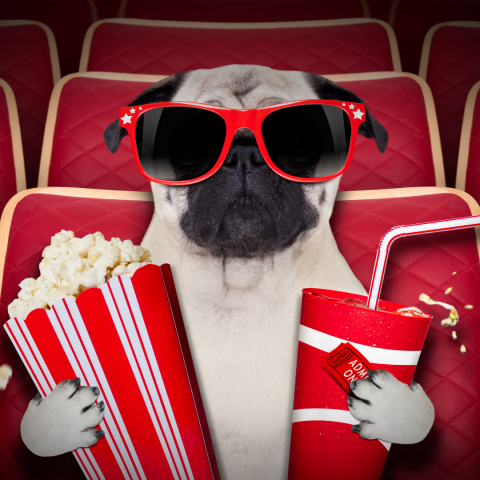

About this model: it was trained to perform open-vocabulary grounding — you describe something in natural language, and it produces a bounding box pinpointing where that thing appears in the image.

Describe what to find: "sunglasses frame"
[119,99,366,185]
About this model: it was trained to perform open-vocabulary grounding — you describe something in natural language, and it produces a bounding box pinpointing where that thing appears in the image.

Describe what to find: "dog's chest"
[175,267,302,478]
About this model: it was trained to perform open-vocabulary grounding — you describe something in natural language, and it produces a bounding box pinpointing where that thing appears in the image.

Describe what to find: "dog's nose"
[223,129,266,169]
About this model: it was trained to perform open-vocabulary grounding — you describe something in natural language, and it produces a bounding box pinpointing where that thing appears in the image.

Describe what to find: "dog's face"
[105,65,387,258]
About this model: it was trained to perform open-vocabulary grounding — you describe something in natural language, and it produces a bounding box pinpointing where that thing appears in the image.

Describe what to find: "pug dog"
[21,65,434,479]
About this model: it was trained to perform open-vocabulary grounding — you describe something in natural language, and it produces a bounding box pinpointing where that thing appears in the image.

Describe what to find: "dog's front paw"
[21,378,105,456]
[347,370,434,444]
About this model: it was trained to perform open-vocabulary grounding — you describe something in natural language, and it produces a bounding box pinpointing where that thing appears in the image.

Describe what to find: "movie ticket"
[321,342,373,394]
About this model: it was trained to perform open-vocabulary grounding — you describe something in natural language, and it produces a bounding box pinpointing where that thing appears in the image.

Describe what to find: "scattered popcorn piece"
[460,345,466,354]
[419,293,459,327]
[0,364,12,390]
[452,331,457,340]
[444,287,453,295]
[465,305,474,310]
[8,231,152,319]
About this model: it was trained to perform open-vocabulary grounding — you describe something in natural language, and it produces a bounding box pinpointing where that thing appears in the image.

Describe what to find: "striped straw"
[367,215,480,311]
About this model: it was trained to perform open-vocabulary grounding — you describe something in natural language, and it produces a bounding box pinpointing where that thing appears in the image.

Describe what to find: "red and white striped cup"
[5,264,220,480]
[288,288,431,480]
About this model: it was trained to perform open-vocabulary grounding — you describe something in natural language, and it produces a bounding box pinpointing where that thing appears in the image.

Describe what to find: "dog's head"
[105,65,387,258]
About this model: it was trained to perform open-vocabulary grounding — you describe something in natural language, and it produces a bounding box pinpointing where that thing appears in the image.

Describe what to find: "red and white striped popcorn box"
[288,288,432,480]
[4,264,220,480]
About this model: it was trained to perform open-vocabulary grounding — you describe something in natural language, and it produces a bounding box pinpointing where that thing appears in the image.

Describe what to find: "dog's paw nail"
[347,396,354,407]
[351,424,361,433]
[74,378,81,387]
[367,369,375,377]
[98,401,105,412]
[92,386,100,396]
[94,430,105,439]
[350,381,357,390]
[32,392,42,405]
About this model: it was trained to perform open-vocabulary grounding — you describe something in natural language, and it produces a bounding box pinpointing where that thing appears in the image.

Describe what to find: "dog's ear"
[104,72,189,154]
[304,73,388,153]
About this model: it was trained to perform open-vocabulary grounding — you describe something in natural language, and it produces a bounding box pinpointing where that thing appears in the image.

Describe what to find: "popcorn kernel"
[8,231,152,319]
[0,364,12,390]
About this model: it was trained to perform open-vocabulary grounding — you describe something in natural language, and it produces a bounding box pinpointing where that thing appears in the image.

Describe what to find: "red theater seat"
[456,82,480,205]
[389,0,480,74]
[1,0,98,76]
[0,186,479,479]
[38,72,162,191]
[0,80,26,216]
[38,71,443,192]
[80,18,401,76]
[419,22,480,188]
[118,0,370,22]
[0,21,60,189]
[332,72,444,191]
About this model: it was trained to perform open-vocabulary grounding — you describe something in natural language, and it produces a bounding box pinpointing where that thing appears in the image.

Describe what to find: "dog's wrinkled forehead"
[172,65,316,108]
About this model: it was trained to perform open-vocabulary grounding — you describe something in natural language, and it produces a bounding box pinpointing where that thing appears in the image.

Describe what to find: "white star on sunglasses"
[349,104,355,109]
[353,109,365,120]
[121,113,132,124]
[342,103,346,106]
[129,108,136,114]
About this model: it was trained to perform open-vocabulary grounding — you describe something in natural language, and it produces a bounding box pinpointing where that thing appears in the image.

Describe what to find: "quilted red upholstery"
[2,0,96,76]
[45,75,438,192]
[0,192,154,480]
[338,75,437,191]
[0,23,54,189]
[1,189,480,479]
[46,76,153,191]
[331,193,480,480]
[464,87,480,205]
[120,0,367,22]
[390,0,480,74]
[425,23,480,188]
[85,21,396,75]
[0,85,18,216]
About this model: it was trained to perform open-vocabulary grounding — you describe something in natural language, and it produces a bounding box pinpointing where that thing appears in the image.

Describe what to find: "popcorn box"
[5,264,220,480]
[288,288,432,480]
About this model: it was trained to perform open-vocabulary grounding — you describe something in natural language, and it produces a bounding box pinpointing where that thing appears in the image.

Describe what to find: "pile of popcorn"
[8,230,151,319]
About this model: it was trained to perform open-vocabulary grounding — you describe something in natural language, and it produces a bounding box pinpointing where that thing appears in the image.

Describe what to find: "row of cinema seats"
[1,8,480,480]
[1,18,480,205]
[2,0,479,76]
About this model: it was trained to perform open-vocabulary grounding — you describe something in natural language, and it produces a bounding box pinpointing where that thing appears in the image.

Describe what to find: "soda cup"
[288,214,480,480]
[289,289,431,479]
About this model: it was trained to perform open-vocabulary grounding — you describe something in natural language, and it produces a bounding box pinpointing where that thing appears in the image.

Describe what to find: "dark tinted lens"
[262,104,351,179]
[135,107,226,181]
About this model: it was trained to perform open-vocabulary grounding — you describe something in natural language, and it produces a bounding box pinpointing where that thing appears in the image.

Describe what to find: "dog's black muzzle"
[180,131,319,257]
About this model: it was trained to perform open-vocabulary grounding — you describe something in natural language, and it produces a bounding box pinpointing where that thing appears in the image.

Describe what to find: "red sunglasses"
[119,99,366,185]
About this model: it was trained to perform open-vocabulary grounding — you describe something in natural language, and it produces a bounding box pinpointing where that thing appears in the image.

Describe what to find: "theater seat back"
[80,18,401,76]
[38,72,163,191]
[0,79,25,216]
[456,81,480,205]
[0,20,59,189]
[1,186,479,479]
[419,21,480,187]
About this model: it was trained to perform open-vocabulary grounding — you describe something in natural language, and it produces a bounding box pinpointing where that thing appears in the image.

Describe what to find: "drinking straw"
[367,215,480,310]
